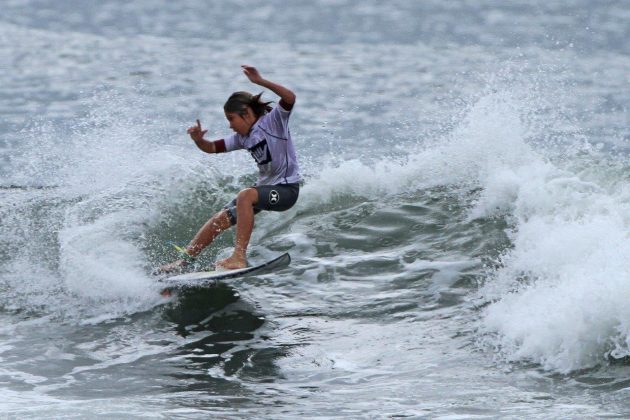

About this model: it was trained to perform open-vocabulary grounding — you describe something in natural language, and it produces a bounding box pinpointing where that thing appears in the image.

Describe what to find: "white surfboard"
[160,253,291,289]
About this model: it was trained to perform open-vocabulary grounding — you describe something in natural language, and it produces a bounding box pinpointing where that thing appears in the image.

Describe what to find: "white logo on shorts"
[269,190,280,204]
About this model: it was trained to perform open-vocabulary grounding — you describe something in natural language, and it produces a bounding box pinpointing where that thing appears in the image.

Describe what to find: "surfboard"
[160,253,291,290]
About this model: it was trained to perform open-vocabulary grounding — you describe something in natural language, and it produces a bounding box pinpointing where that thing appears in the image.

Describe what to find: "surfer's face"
[225,107,256,135]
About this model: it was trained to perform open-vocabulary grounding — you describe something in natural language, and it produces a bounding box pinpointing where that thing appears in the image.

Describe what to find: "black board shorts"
[224,183,299,225]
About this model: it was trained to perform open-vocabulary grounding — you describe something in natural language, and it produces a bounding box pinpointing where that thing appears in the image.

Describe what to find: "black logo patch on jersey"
[248,139,272,165]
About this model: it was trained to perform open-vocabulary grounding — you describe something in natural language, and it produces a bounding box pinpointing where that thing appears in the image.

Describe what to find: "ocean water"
[1,0,630,418]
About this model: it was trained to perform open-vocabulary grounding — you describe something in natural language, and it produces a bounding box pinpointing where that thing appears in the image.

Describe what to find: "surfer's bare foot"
[156,259,187,274]
[215,254,248,270]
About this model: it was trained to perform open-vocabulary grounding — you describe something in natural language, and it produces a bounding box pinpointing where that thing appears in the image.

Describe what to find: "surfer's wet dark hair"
[224,91,273,117]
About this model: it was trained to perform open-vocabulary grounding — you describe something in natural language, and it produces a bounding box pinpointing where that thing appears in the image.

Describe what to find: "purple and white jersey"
[224,103,301,186]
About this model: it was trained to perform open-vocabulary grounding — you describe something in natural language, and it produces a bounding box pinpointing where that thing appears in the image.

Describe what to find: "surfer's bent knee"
[236,188,259,206]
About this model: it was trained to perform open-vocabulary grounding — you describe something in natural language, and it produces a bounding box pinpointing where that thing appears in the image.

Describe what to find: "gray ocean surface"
[1,1,630,418]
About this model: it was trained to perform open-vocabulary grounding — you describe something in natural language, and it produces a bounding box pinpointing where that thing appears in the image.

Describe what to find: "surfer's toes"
[155,259,188,275]
[215,256,248,270]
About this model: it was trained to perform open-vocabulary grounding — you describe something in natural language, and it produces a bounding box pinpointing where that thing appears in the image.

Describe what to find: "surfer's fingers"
[242,65,256,76]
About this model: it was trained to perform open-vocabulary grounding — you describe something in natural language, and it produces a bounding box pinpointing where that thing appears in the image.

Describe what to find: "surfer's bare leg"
[187,210,232,257]
[157,210,231,273]
[216,188,258,269]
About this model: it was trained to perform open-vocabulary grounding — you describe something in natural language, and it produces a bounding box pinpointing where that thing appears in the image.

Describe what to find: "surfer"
[159,65,300,272]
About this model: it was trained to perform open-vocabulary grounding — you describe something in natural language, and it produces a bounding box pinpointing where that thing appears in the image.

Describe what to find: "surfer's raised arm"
[241,65,295,107]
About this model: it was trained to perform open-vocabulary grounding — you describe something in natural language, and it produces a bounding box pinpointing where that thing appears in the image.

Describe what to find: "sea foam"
[457,89,630,373]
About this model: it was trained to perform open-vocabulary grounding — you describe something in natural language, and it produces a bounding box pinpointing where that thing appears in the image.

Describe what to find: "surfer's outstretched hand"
[187,119,207,142]
[241,65,264,85]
